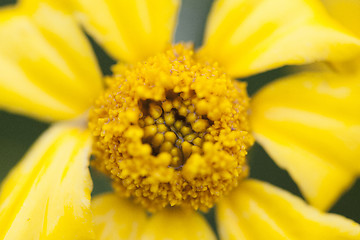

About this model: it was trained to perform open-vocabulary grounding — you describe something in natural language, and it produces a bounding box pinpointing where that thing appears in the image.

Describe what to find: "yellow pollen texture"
[88,44,254,212]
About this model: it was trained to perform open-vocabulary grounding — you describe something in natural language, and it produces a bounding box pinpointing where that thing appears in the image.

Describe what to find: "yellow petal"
[201,0,360,78]
[140,208,216,240]
[0,3,102,122]
[71,0,180,62]
[322,0,360,38]
[329,56,360,75]
[92,193,147,240]
[217,179,360,240]
[250,71,360,210]
[320,0,360,75]
[0,122,94,239]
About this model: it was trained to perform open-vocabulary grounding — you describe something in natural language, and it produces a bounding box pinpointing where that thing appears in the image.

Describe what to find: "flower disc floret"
[89,44,254,211]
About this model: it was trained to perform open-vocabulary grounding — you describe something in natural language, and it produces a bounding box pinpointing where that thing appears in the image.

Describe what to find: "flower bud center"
[89,44,254,212]
[139,91,212,169]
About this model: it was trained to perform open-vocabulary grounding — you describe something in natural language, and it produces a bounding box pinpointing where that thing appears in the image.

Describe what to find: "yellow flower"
[0,0,360,239]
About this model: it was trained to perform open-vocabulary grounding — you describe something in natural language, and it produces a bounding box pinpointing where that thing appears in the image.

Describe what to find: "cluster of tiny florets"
[88,44,254,211]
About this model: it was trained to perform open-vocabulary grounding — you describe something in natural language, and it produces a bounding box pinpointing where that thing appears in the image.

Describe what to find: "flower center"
[89,44,254,212]
[139,91,212,169]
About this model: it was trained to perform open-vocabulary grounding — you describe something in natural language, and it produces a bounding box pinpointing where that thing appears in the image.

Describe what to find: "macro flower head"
[0,0,360,239]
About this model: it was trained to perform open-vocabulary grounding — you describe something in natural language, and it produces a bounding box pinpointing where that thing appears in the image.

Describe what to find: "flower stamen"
[89,44,254,211]
[139,91,212,169]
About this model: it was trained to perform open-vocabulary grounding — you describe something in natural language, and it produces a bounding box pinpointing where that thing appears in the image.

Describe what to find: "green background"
[1,0,359,234]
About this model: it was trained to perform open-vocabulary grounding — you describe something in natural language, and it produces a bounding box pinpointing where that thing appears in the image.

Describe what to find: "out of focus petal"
[250,71,360,210]
[140,208,216,240]
[322,0,360,37]
[91,193,147,240]
[201,0,360,78]
[0,3,102,121]
[0,122,94,239]
[320,0,360,74]
[71,0,181,63]
[217,179,360,240]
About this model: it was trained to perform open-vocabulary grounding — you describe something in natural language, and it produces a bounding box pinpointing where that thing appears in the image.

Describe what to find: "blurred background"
[0,0,359,232]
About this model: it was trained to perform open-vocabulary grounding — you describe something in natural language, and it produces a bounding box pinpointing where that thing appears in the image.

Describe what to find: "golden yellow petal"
[0,3,102,121]
[70,0,180,63]
[250,71,360,210]
[329,56,360,75]
[201,0,360,78]
[319,0,360,75]
[92,193,147,240]
[140,208,216,240]
[322,0,360,38]
[217,179,360,240]
[0,122,94,240]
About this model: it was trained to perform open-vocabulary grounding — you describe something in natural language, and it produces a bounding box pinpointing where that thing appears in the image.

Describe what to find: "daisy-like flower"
[0,0,360,239]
